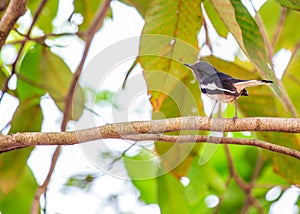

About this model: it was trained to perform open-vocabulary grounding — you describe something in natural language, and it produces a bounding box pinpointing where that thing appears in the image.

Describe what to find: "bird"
[184,61,273,120]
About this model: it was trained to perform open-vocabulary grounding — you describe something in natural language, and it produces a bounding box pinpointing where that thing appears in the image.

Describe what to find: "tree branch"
[1,116,300,159]
[31,0,112,212]
[271,8,287,48]
[0,0,26,49]
[61,0,112,128]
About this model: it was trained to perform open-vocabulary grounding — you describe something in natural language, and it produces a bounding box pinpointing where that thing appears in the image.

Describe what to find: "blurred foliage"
[64,174,97,191]
[0,0,299,213]
[85,87,118,108]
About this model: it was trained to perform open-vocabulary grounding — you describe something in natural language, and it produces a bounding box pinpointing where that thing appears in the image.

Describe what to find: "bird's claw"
[232,115,238,122]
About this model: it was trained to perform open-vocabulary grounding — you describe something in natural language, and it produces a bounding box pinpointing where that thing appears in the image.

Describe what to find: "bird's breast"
[205,93,239,103]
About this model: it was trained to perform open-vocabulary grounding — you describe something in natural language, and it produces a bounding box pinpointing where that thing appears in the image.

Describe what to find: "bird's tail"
[233,80,273,92]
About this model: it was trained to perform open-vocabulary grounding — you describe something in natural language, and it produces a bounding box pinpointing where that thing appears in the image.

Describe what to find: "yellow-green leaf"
[203,0,228,37]
[139,0,203,178]
[74,0,111,31]
[120,0,148,17]
[18,44,84,120]
[276,0,300,10]
[27,0,59,33]
[0,97,41,200]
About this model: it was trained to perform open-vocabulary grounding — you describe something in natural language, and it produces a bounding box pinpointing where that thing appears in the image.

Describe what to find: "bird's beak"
[184,63,193,69]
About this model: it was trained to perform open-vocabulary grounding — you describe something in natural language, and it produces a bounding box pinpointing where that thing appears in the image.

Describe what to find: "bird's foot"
[232,115,238,122]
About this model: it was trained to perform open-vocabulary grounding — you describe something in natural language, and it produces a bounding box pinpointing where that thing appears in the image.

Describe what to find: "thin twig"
[31,146,61,214]
[224,146,265,214]
[250,151,263,188]
[252,3,298,118]
[61,0,112,128]
[283,39,300,78]
[0,0,48,102]
[271,8,287,48]
[31,0,112,213]
[255,13,273,63]
[6,31,80,45]
[224,145,248,189]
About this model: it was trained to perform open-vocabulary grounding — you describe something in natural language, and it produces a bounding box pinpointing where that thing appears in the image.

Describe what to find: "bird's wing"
[201,73,239,95]
[233,80,273,93]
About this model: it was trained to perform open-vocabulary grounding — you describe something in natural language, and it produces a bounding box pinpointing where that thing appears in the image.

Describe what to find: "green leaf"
[27,0,59,33]
[158,171,191,213]
[10,97,43,133]
[275,0,300,10]
[218,181,245,213]
[275,10,300,50]
[120,0,148,17]
[74,0,111,31]
[18,45,46,101]
[260,2,300,51]
[124,149,159,204]
[65,174,96,190]
[259,0,281,46]
[203,0,228,37]
[140,0,202,110]
[0,62,10,89]
[0,148,34,196]
[0,166,37,214]
[282,48,300,114]
[18,44,84,120]
[266,133,300,184]
[185,157,226,212]
[139,0,203,178]
[86,88,117,108]
[0,98,41,211]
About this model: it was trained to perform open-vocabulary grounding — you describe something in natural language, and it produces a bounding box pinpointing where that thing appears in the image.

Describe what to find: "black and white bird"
[184,61,273,119]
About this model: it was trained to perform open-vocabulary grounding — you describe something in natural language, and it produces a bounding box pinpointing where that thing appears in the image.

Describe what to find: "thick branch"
[0,0,26,49]
[1,117,300,159]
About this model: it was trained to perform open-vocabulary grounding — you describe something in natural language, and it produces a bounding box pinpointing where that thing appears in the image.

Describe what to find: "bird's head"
[184,61,217,83]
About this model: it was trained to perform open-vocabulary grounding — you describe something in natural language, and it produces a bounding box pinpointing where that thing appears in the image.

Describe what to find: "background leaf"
[0,98,42,212]
[124,148,159,204]
[27,0,59,33]
[203,0,228,38]
[74,0,112,31]
[139,0,203,178]
[18,44,84,120]
[0,166,37,214]
[276,0,300,10]
[120,0,148,17]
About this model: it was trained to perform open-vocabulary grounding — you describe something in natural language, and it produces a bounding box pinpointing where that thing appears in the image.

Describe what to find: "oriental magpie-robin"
[184,61,273,119]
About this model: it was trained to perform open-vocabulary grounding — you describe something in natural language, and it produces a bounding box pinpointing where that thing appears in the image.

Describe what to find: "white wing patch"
[201,82,236,94]
[233,80,268,93]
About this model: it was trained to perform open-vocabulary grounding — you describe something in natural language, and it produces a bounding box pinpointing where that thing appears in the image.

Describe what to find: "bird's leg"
[233,100,238,121]
[209,100,218,119]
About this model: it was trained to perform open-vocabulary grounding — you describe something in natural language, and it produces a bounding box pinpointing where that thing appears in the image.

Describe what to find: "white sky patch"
[180,176,190,187]
[270,186,300,214]
[0,94,19,133]
[266,186,282,201]
[273,48,292,79]
[1,44,18,65]
[241,0,267,16]
[205,195,219,208]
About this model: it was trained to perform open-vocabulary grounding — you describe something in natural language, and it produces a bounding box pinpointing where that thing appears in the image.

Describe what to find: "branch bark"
[0,0,26,49]
[1,116,300,159]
